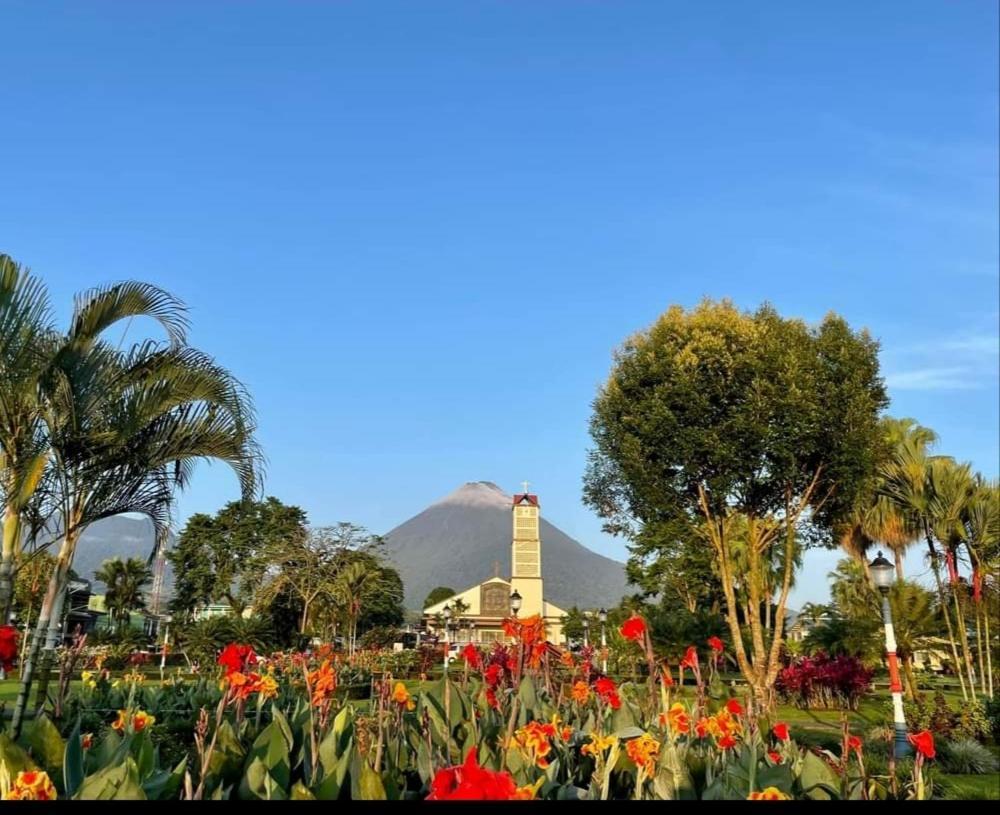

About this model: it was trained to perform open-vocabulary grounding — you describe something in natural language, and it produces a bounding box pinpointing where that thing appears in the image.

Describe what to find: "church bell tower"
[510,484,544,618]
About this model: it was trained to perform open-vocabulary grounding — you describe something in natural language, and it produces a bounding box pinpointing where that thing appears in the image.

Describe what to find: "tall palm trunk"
[0,505,22,623]
[949,576,978,696]
[925,533,968,701]
[984,604,994,699]
[11,525,79,736]
[975,603,987,697]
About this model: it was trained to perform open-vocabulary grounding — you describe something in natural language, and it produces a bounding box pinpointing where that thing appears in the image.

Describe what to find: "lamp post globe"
[510,590,522,617]
[869,550,910,758]
[870,551,895,594]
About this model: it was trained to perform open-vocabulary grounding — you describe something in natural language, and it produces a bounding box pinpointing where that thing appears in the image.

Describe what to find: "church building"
[422,488,567,645]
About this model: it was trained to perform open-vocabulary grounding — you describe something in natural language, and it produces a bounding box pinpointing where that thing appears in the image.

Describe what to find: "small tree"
[423,586,456,609]
[584,300,886,706]
[94,557,153,632]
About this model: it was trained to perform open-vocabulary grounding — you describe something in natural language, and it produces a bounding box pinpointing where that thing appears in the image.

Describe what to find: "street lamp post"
[871,551,910,758]
[442,604,452,674]
[469,621,476,644]
[598,608,608,673]
[582,616,590,648]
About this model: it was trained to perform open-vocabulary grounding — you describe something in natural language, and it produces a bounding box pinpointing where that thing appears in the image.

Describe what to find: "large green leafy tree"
[94,556,153,631]
[584,300,887,706]
[168,497,307,618]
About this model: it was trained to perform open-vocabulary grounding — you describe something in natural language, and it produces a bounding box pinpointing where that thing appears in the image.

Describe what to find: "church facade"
[422,489,567,645]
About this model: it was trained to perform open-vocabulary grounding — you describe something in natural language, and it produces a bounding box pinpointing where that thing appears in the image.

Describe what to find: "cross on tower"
[521,480,531,494]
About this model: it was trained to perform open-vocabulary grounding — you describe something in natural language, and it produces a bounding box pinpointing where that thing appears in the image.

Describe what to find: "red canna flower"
[772,723,790,742]
[717,733,737,750]
[661,665,675,687]
[726,698,744,716]
[847,735,862,754]
[707,636,724,653]
[680,646,699,670]
[594,677,621,709]
[461,643,482,670]
[620,615,647,642]
[427,748,519,800]
[217,643,257,677]
[767,750,782,764]
[908,730,935,760]
[484,663,503,687]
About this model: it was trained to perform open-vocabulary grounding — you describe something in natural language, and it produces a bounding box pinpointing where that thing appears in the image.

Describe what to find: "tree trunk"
[975,602,988,697]
[894,548,905,581]
[12,526,79,735]
[902,656,919,699]
[984,604,994,699]
[300,599,311,635]
[926,534,968,701]
[0,505,22,623]
[951,586,977,697]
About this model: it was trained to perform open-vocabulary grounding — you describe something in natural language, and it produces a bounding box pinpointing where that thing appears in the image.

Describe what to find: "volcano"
[383,481,628,611]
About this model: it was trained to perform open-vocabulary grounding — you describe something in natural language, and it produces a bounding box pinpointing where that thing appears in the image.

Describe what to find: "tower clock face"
[481,583,508,616]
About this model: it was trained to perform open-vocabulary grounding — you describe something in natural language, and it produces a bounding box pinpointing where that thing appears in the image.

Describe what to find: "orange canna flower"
[132,710,155,733]
[571,680,590,704]
[512,721,554,767]
[666,702,690,735]
[560,650,575,668]
[625,733,660,774]
[308,659,337,708]
[661,665,675,687]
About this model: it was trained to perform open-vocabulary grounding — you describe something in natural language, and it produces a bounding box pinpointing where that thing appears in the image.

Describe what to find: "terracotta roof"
[513,493,539,507]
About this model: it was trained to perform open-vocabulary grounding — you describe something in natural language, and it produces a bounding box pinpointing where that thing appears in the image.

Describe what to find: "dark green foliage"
[422,586,456,609]
[167,497,308,617]
[357,565,405,631]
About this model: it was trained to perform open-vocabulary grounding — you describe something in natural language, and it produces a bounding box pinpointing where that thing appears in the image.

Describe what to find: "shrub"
[903,693,991,743]
[983,695,1000,742]
[774,651,874,710]
[937,739,999,775]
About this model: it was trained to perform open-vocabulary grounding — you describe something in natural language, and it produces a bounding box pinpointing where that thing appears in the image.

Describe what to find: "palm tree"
[879,421,973,700]
[94,557,153,631]
[961,477,998,698]
[926,458,979,694]
[333,559,392,657]
[838,417,925,579]
[11,281,261,735]
[0,255,54,622]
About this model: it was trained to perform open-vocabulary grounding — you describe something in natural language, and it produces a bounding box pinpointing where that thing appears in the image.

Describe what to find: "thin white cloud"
[885,366,982,391]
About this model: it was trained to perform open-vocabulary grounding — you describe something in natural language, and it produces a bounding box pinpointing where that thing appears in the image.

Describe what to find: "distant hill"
[4,515,174,592]
[383,481,629,611]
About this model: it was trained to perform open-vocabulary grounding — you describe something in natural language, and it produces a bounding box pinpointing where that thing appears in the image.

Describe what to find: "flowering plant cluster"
[0,619,940,801]
[775,651,874,711]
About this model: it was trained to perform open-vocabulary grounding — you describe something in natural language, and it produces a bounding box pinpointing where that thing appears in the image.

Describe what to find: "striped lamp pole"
[870,551,911,758]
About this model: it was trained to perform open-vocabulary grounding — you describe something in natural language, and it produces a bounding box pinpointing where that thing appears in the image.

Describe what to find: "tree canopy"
[584,299,888,703]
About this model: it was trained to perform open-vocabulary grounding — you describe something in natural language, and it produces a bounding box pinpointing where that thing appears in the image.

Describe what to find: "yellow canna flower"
[3,770,57,801]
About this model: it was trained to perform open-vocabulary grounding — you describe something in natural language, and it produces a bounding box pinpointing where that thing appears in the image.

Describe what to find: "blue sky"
[1,1,997,606]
